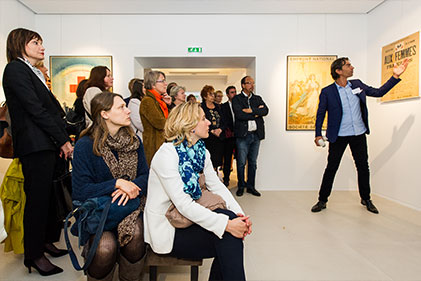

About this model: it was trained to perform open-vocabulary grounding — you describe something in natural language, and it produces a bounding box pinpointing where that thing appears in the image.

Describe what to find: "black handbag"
[52,170,73,222]
[51,159,73,222]
[64,107,86,137]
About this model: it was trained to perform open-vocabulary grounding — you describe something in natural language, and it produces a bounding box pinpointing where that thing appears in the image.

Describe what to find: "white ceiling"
[18,0,387,15]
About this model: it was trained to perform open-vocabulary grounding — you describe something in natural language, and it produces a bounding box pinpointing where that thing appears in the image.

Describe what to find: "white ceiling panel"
[18,0,387,15]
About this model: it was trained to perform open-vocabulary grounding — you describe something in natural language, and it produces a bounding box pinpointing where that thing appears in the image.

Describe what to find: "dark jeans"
[20,150,62,260]
[236,132,260,190]
[222,138,236,183]
[170,209,245,281]
[318,134,370,202]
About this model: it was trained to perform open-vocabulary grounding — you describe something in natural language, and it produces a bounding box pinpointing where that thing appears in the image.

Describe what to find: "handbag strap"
[64,198,112,271]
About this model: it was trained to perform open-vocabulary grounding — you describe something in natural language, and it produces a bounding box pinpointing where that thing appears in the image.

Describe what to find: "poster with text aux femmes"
[381,31,419,102]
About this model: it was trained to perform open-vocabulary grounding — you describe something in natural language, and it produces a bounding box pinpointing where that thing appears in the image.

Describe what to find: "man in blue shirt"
[311,57,409,214]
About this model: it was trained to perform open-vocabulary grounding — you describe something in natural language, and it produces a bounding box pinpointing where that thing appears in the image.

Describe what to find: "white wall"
[0,0,35,178]
[0,0,35,101]
[34,13,368,194]
[367,0,421,210]
[3,3,420,209]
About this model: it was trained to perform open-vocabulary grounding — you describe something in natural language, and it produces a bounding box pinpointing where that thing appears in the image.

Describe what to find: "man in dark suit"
[220,86,237,186]
[232,76,269,197]
[311,57,409,214]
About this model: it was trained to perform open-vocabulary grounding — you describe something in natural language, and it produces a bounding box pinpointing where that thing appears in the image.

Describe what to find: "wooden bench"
[145,246,203,281]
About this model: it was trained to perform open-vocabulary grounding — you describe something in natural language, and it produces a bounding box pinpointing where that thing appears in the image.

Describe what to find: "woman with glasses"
[139,71,171,165]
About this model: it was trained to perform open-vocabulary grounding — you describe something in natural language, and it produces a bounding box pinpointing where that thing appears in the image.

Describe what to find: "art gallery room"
[1,0,421,280]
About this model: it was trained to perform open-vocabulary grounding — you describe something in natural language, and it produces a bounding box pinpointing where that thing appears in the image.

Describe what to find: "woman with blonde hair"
[144,101,251,280]
[72,92,148,281]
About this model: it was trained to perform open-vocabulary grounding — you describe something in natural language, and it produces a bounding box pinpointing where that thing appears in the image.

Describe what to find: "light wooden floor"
[1,190,421,281]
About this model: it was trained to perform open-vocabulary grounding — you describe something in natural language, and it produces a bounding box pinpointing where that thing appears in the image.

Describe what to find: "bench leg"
[191,265,199,281]
[149,266,157,281]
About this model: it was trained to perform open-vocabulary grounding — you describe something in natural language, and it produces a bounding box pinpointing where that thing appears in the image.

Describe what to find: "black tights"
[88,218,145,279]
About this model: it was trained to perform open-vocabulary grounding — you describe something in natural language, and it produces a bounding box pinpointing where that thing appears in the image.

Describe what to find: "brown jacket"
[139,90,167,165]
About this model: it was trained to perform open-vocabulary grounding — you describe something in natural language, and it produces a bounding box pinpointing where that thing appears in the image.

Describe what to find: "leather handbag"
[51,168,73,222]
[64,195,140,271]
[165,173,227,228]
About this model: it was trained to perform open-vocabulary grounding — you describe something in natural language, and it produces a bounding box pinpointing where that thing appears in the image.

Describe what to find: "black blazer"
[3,59,70,157]
[315,77,400,143]
[220,101,234,139]
[232,92,269,140]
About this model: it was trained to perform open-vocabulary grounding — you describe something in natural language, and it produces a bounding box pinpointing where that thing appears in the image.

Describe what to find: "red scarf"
[149,89,168,118]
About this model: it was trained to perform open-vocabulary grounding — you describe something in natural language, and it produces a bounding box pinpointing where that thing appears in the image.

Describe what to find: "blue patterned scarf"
[174,139,206,200]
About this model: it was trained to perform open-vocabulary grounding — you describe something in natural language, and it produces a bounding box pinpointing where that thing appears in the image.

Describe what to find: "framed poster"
[286,55,336,131]
[381,31,419,102]
[49,56,113,107]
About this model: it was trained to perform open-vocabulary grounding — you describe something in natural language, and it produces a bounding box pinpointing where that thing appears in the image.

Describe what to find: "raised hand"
[393,58,410,78]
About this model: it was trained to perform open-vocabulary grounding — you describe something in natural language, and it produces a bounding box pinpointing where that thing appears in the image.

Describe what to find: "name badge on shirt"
[351,87,362,95]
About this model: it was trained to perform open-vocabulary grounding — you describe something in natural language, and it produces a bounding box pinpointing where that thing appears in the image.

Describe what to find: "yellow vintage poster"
[381,31,419,102]
[286,55,336,131]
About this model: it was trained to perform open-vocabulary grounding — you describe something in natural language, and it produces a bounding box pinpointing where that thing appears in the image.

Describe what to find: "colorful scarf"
[174,139,206,200]
[149,89,169,118]
[99,129,142,246]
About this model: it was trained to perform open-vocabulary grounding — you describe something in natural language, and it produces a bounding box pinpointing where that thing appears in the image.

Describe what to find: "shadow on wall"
[371,114,415,175]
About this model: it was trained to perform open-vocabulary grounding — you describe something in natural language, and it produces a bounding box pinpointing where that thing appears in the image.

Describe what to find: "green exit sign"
[188,47,202,53]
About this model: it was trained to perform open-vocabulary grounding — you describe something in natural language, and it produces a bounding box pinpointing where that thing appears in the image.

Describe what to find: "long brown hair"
[6,28,42,63]
[80,92,136,156]
[83,66,109,92]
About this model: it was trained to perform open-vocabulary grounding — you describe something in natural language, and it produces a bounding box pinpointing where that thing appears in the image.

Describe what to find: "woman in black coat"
[200,85,225,170]
[3,28,73,276]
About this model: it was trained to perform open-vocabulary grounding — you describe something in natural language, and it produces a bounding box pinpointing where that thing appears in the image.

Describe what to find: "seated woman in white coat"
[144,101,251,281]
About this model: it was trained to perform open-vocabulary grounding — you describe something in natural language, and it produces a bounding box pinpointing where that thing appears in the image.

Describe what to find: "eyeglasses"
[244,82,254,85]
[156,79,167,83]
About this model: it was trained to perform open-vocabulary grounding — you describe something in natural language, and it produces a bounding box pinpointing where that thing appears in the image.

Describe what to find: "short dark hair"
[129,78,144,100]
[6,28,42,63]
[240,76,250,86]
[167,82,178,95]
[331,57,349,80]
[225,86,236,95]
